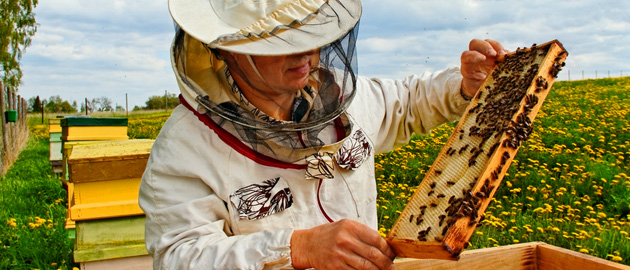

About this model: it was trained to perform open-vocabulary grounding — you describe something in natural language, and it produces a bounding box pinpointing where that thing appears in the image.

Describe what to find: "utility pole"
[126,93,128,117]
[164,90,168,111]
[85,98,89,116]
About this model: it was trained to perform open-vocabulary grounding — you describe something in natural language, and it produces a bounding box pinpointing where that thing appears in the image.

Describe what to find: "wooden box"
[66,139,154,183]
[61,140,129,182]
[50,135,62,159]
[74,216,148,263]
[394,242,629,270]
[70,177,144,220]
[61,117,129,141]
[64,140,152,220]
[80,255,152,270]
[49,118,62,133]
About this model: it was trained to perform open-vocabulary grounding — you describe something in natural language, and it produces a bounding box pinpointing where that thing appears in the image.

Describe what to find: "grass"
[0,133,75,269]
[2,77,629,268]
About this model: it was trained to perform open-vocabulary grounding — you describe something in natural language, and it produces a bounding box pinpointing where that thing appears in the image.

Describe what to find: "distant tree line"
[26,93,180,113]
[27,95,117,113]
[133,93,179,111]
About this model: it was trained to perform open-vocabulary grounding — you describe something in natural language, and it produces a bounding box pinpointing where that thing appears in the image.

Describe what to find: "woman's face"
[230,50,319,95]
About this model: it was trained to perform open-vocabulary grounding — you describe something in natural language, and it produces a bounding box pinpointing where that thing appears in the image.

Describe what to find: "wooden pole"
[0,82,6,174]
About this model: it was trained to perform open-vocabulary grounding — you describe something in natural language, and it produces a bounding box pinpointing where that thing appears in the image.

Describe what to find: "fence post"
[22,98,27,131]
[0,83,6,174]
[9,91,15,161]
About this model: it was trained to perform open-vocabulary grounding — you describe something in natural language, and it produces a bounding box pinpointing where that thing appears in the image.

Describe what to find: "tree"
[90,96,113,111]
[0,0,39,89]
[43,95,77,113]
[27,95,41,112]
[137,93,179,110]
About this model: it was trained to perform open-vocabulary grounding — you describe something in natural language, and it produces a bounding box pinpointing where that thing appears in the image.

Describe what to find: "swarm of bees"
[386,40,568,260]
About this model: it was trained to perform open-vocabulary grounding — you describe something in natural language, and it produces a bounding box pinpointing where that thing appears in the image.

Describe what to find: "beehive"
[67,139,154,183]
[71,177,143,220]
[79,255,152,270]
[66,139,153,220]
[61,117,129,141]
[49,117,62,133]
[49,118,64,173]
[393,242,630,270]
[386,40,568,260]
[74,216,148,263]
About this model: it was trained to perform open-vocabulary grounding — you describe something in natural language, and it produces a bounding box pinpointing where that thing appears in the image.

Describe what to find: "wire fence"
[559,70,630,81]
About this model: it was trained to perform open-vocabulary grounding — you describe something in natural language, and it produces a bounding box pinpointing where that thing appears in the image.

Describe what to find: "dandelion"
[607,255,623,262]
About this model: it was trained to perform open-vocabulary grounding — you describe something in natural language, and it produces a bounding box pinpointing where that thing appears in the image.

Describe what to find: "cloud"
[20,0,176,108]
[17,0,630,109]
[357,0,630,80]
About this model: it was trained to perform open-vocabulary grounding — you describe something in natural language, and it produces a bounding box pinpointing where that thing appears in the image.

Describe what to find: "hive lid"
[61,117,128,127]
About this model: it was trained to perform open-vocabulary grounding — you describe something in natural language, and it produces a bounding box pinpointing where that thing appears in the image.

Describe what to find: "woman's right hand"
[290,219,396,269]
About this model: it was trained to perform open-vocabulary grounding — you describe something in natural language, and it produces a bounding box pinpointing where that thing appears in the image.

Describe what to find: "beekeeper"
[139,0,506,269]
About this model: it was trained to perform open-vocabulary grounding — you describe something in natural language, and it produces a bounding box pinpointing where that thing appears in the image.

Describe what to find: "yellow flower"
[607,255,623,262]
[579,249,589,254]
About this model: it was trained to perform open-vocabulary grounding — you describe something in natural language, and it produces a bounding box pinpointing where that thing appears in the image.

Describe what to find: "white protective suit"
[139,33,469,270]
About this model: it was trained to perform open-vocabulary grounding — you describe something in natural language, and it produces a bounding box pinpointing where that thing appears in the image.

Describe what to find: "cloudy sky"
[18,0,630,109]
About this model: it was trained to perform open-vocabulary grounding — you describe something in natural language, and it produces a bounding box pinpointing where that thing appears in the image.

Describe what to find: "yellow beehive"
[49,117,62,133]
[65,140,153,220]
[61,117,129,141]
[70,178,143,220]
[67,139,154,183]
[62,140,129,183]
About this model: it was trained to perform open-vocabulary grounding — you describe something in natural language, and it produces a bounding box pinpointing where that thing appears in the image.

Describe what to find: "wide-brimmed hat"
[168,0,361,56]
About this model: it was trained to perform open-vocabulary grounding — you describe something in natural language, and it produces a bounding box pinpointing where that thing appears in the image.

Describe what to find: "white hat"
[168,0,362,56]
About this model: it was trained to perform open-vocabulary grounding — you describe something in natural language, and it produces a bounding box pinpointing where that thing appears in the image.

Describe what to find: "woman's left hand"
[460,39,508,98]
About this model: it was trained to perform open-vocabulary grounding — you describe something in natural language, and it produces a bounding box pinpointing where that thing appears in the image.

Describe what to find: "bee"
[416,216,424,225]
[442,225,449,236]
[438,215,446,226]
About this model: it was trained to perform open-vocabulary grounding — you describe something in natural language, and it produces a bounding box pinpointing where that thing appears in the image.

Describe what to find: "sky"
[17,0,630,109]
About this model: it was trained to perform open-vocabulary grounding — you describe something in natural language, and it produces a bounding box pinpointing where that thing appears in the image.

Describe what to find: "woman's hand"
[290,219,396,270]
[460,39,509,98]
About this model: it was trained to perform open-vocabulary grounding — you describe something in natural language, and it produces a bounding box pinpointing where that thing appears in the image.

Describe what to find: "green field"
[1,77,629,269]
